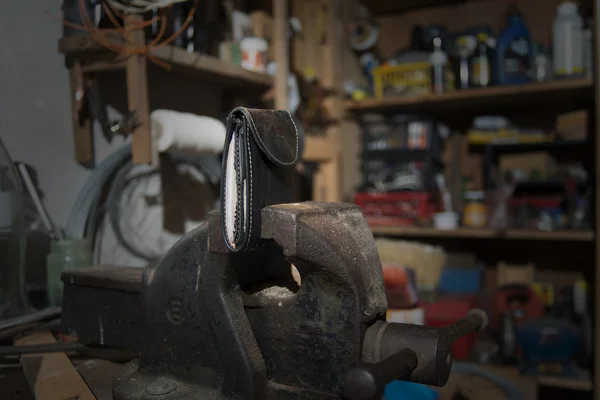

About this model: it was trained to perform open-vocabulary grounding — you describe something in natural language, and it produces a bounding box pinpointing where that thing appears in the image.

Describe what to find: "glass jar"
[463,191,487,228]
[46,239,92,306]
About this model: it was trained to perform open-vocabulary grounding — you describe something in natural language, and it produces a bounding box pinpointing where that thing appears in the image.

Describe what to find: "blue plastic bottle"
[495,3,532,85]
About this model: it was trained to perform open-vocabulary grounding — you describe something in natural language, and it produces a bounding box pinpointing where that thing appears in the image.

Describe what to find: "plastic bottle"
[495,0,532,85]
[429,37,448,93]
[470,33,493,87]
[454,34,476,89]
[553,1,584,78]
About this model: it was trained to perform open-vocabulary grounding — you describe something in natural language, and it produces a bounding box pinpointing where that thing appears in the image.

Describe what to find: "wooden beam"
[314,0,344,202]
[303,135,334,162]
[69,63,94,167]
[594,0,600,397]
[125,15,154,165]
[17,331,96,400]
[273,0,289,110]
[81,59,127,73]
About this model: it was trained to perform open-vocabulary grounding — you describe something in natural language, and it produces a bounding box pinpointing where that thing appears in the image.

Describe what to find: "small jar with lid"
[46,239,93,306]
[463,191,487,228]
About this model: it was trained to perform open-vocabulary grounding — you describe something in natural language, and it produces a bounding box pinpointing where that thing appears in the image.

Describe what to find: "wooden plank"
[314,0,344,202]
[504,229,594,242]
[363,0,469,15]
[59,34,273,89]
[69,64,94,167]
[537,372,593,391]
[81,59,127,73]
[370,225,594,241]
[344,79,593,112]
[125,15,154,165]
[303,135,334,162]
[17,331,96,400]
[150,46,273,88]
[594,0,600,397]
[371,225,498,239]
[273,0,289,110]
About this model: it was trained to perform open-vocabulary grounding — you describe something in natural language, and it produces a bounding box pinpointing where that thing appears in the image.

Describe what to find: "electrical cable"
[66,145,131,239]
[68,144,221,261]
[60,0,199,69]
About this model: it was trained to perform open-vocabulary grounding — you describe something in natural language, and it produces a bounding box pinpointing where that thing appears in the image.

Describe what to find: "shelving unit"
[345,78,593,113]
[342,0,600,397]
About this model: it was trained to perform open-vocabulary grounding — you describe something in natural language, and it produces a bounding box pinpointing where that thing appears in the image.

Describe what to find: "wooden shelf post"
[125,15,154,165]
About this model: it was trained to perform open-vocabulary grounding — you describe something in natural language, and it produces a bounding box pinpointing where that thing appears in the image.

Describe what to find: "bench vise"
[61,108,487,400]
[63,203,486,400]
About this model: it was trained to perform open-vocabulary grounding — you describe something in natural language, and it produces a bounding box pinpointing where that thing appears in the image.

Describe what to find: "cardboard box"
[556,110,587,140]
[499,151,556,179]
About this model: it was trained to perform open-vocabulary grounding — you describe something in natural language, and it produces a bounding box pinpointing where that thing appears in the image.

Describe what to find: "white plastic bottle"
[429,37,448,93]
[553,1,584,78]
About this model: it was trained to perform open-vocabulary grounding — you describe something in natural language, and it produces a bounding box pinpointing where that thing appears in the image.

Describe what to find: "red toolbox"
[423,295,481,360]
[354,192,440,226]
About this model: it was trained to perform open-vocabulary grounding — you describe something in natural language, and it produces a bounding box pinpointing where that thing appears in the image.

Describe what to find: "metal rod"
[0,342,85,356]
[0,308,61,332]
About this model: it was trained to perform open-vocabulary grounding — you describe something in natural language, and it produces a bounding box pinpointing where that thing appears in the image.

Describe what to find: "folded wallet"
[221,107,302,252]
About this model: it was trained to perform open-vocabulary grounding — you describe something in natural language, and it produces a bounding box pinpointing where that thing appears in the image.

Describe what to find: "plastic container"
[438,266,484,294]
[517,319,581,364]
[47,239,93,306]
[470,33,493,88]
[240,37,268,72]
[553,2,584,78]
[433,212,459,230]
[496,3,532,85]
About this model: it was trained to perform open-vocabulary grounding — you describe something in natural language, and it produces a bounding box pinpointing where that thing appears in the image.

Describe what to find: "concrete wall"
[0,0,120,227]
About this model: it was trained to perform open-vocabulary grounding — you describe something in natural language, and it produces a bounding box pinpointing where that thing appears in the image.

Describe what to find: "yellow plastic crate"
[372,61,454,98]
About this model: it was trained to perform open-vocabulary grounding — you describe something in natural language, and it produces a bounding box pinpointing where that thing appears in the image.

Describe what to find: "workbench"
[4,330,590,400]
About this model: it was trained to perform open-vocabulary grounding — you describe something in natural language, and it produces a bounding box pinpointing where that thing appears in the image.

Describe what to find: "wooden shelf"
[369,225,594,241]
[58,34,273,90]
[363,0,471,15]
[537,372,593,391]
[468,364,593,394]
[370,225,496,238]
[345,79,593,113]
[504,229,594,241]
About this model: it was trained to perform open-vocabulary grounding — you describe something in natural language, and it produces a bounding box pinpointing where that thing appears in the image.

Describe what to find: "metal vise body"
[112,202,387,400]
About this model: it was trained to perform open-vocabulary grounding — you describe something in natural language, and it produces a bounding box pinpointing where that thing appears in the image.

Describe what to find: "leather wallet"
[221,107,302,252]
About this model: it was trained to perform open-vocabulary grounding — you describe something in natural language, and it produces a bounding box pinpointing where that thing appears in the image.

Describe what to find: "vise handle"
[345,309,488,400]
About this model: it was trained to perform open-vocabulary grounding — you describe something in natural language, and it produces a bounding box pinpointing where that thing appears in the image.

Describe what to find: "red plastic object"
[354,192,440,224]
[493,284,544,328]
[423,296,480,360]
